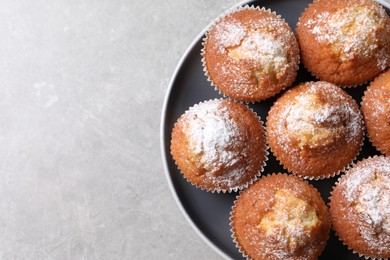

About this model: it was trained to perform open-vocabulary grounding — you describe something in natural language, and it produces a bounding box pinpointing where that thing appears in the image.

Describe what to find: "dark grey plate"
[161,1,390,259]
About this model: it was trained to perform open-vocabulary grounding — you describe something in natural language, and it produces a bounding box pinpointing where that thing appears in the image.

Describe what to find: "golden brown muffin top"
[270,81,362,151]
[203,7,299,102]
[330,156,390,258]
[361,69,390,155]
[257,188,320,252]
[298,0,389,69]
[232,174,330,260]
[170,99,266,192]
[266,81,364,178]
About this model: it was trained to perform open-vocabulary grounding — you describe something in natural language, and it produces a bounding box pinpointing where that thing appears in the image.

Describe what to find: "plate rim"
[159,1,390,259]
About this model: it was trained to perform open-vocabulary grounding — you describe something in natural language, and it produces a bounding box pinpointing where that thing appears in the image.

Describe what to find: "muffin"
[266,81,364,179]
[329,156,390,259]
[361,69,390,156]
[296,0,390,87]
[170,99,267,192]
[231,174,331,260]
[202,6,299,102]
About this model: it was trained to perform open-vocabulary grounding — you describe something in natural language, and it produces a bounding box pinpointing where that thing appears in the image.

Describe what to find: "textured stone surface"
[0,0,244,259]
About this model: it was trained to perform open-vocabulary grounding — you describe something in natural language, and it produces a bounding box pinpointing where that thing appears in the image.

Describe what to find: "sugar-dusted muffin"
[231,174,330,260]
[266,81,364,179]
[329,156,390,259]
[361,69,390,156]
[202,6,299,102]
[170,99,267,192]
[296,0,390,87]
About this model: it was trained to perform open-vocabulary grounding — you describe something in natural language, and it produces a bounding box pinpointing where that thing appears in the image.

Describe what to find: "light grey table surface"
[6,0,389,259]
[0,0,238,259]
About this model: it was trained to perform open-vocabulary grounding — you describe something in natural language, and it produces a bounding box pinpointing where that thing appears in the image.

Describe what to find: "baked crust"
[361,69,390,156]
[170,99,266,192]
[329,156,390,259]
[266,81,364,179]
[296,0,390,86]
[203,8,299,102]
[231,174,330,260]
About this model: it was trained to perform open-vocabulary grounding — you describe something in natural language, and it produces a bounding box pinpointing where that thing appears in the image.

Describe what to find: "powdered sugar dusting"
[276,82,362,151]
[258,189,319,254]
[182,99,263,189]
[356,182,390,234]
[213,19,246,53]
[304,4,389,68]
[203,7,300,100]
[186,101,241,172]
[340,156,390,252]
[232,174,329,259]
[228,30,289,79]
[363,84,390,119]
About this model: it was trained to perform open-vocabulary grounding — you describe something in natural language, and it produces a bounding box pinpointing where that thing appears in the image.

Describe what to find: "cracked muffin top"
[231,174,330,260]
[330,156,390,259]
[266,81,364,179]
[202,6,299,102]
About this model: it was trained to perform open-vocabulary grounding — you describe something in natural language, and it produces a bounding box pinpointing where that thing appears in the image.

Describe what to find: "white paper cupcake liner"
[170,98,269,193]
[201,5,300,103]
